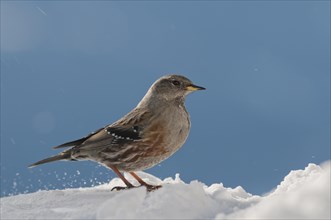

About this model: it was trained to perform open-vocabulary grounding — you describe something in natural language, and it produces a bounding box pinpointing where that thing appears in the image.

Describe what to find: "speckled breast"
[116,106,191,172]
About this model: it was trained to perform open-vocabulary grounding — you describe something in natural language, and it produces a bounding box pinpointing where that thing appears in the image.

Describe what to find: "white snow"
[1,161,330,219]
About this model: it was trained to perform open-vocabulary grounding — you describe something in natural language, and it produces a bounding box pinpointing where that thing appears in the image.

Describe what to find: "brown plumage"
[29,75,205,191]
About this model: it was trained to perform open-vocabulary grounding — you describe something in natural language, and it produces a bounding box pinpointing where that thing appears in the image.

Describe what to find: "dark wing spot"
[106,126,141,144]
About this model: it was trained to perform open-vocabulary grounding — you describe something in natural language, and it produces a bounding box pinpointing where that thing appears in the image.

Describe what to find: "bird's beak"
[186,84,206,91]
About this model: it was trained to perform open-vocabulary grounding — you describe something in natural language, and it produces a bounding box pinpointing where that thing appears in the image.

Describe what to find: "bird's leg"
[107,165,135,191]
[130,172,162,192]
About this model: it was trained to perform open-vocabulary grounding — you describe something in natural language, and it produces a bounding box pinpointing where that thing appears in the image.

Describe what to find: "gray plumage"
[29,74,205,191]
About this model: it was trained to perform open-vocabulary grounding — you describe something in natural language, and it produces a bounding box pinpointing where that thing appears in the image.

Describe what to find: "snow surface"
[1,161,330,219]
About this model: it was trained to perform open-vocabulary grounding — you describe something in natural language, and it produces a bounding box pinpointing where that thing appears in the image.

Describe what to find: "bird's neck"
[136,88,155,108]
[137,88,185,109]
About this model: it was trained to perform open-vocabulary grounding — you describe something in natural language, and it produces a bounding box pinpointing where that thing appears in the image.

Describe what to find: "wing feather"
[53,128,104,149]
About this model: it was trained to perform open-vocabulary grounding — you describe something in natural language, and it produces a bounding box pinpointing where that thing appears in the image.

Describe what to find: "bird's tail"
[28,152,71,168]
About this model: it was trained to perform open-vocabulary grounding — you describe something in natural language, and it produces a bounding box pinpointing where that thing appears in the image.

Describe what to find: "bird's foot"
[144,184,162,192]
[111,184,162,192]
[111,185,135,191]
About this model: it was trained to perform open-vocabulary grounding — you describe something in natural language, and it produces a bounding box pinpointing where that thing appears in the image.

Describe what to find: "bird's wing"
[67,125,142,153]
[53,127,105,149]
[81,125,142,146]
[106,126,141,144]
[54,108,150,151]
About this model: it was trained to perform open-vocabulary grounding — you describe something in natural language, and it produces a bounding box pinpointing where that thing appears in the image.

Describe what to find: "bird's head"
[148,74,205,102]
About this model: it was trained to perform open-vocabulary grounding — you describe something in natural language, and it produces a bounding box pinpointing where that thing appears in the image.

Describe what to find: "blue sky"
[1,1,330,196]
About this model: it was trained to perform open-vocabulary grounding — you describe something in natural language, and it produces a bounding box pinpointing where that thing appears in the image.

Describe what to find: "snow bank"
[1,161,330,219]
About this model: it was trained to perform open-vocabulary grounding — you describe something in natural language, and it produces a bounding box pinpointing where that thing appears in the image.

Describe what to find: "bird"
[29,74,205,191]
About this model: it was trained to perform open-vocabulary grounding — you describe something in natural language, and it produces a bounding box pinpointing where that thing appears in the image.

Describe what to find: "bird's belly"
[115,149,182,172]
[97,108,190,172]
[116,126,190,172]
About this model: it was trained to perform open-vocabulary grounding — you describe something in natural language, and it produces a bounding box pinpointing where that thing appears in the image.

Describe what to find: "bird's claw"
[111,186,133,191]
[145,184,162,192]
[111,184,162,192]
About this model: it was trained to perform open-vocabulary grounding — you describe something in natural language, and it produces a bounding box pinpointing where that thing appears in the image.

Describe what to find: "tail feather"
[28,152,71,168]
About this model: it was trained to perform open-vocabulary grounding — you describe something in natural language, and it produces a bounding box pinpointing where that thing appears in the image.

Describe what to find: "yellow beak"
[186,84,206,91]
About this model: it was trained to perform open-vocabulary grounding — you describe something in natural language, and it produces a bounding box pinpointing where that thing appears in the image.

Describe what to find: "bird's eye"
[172,80,180,86]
